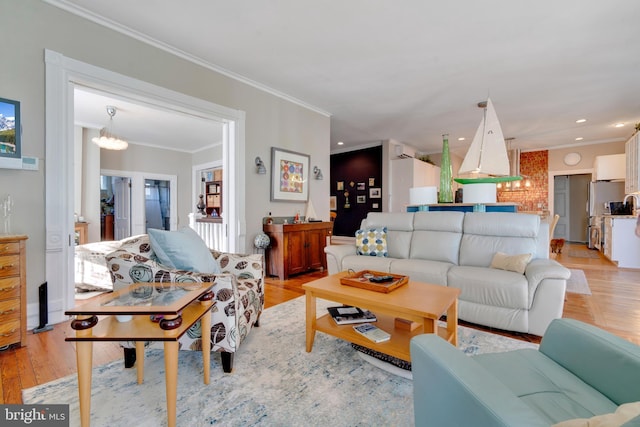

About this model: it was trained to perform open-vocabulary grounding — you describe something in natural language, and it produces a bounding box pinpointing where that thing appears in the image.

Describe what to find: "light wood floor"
[1,242,638,404]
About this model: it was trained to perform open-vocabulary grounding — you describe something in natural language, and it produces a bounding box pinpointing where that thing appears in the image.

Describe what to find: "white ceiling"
[57,0,640,156]
[74,87,223,153]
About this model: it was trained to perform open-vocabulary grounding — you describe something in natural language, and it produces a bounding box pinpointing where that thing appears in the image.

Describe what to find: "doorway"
[100,175,133,241]
[45,50,246,325]
[145,179,170,231]
[553,174,590,243]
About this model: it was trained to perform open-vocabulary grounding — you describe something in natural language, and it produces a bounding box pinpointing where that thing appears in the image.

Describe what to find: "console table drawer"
[0,319,20,347]
[0,277,20,299]
[0,242,19,256]
[0,298,20,322]
[0,255,19,278]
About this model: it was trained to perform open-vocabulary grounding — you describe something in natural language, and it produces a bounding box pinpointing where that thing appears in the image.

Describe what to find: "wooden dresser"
[263,222,332,280]
[0,235,27,347]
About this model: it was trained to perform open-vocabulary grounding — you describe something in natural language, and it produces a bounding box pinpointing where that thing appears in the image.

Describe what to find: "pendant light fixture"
[92,105,129,150]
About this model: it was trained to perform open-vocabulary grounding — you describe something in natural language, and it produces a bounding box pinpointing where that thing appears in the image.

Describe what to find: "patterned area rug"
[567,269,592,295]
[23,296,538,427]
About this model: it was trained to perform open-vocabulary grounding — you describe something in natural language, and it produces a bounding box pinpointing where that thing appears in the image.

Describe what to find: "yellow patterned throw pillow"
[490,252,532,274]
[355,227,388,257]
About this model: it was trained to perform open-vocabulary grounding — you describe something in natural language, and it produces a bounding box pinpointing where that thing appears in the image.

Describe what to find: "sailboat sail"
[458,98,511,176]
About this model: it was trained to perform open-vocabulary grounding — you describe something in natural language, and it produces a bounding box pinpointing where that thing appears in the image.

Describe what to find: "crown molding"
[43,0,331,118]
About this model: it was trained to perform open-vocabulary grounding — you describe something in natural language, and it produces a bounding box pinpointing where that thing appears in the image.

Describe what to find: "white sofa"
[324,211,570,336]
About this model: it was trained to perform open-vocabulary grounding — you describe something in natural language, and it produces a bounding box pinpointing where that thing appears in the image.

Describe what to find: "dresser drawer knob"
[0,307,15,315]
[0,264,15,270]
[0,286,16,292]
[1,329,16,337]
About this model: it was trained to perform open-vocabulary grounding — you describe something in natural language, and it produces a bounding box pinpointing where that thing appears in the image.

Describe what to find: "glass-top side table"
[65,281,215,427]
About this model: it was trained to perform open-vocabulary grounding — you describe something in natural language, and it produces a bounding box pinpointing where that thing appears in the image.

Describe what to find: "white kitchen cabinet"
[625,132,640,193]
[390,157,440,212]
[593,154,625,181]
[603,216,640,268]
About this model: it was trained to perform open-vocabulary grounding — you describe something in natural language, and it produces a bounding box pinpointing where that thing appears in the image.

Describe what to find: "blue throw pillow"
[147,227,221,273]
[355,227,388,257]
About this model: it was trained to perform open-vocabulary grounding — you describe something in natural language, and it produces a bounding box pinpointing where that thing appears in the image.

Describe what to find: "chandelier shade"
[92,105,128,150]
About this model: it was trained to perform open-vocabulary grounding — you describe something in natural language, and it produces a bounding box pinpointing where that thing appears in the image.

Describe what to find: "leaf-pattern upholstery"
[105,234,264,370]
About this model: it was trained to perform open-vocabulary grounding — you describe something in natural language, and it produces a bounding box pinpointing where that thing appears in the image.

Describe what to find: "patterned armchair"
[105,234,264,373]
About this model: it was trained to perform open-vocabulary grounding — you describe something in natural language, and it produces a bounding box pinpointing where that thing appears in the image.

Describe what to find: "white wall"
[1,0,330,325]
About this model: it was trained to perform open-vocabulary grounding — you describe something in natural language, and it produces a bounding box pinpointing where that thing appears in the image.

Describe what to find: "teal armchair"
[410,319,640,427]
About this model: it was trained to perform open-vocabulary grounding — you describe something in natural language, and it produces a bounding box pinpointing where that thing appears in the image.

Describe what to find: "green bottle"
[438,134,454,203]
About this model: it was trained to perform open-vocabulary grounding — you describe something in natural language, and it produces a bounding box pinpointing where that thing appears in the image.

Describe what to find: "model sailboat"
[454,98,522,184]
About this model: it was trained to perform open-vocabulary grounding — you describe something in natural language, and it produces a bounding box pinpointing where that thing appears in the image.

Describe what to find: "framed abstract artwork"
[270,147,310,202]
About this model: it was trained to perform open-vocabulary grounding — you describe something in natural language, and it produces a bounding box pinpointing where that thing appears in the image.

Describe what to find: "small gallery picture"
[356,195,366,204]
[329,196,337,211]
[368,178,375,186]
[337,181,344,191]
[357,182,365,191]
[369,188,381,198]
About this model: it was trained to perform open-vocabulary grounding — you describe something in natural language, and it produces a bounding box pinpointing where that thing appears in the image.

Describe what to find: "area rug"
[23,296,538,427]
[566,269,592,295]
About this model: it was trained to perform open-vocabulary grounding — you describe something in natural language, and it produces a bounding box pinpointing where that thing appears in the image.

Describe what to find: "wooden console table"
[263,222,333,280]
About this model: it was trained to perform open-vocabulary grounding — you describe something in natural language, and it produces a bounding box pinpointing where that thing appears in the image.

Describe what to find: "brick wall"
[497,150,548,212]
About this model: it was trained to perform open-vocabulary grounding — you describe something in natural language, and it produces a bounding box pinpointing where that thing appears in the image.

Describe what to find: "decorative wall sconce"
[255,157,267,174]
[313,166,323,180]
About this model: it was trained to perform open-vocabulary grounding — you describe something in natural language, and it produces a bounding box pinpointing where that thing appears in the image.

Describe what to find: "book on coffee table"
[327,305,377,325]
[352,323,391,343]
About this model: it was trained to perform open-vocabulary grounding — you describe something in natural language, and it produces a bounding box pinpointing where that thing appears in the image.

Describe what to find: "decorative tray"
[340,270,408,293]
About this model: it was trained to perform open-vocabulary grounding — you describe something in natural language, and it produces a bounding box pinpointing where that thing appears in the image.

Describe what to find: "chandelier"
[92,105,128,150]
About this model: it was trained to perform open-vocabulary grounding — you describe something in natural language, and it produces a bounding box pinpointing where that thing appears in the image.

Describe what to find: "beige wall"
[0,0,329,314]
[548,141,625,172]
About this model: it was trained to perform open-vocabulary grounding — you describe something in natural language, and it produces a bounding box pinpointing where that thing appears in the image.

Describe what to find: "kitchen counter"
[602,216,640,269]
[602,214,637,219]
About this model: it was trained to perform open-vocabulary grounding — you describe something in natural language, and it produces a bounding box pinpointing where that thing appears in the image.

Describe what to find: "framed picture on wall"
[356,195,366,203]
[0,97,21,160]
[329,196,337,211]
[369,188,381,198]
[357,182,365,190]
[270,147,310,202]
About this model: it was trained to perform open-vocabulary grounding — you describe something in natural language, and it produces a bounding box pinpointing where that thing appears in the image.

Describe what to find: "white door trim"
[547,168,594,219]
[44,49,246,327]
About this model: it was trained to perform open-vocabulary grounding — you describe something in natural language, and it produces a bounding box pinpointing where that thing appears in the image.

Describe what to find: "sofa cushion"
[355,227,388,257]
[448,265,529,309]
[147,227,221,273]
[389,258,451,286]
[409,211,464,264]
[552,402,640,427]
[473,349,618,425]
[460,213,540,267]
[341,254,394,273]
[491,252,533,274]
[362,212,414,259]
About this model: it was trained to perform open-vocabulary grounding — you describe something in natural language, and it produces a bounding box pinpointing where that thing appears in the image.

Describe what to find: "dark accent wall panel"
[330,146,383,236]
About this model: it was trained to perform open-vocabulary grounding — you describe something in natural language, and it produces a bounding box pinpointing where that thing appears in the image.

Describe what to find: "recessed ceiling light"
[458,137,465,141]
[615,123,625,128]
[575,137,584,141]
[337,141,344,145]
[576,119,587,123]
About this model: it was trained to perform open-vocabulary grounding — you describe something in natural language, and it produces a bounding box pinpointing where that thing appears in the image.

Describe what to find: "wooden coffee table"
[65,282,215,427]
[302,272,460,362]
